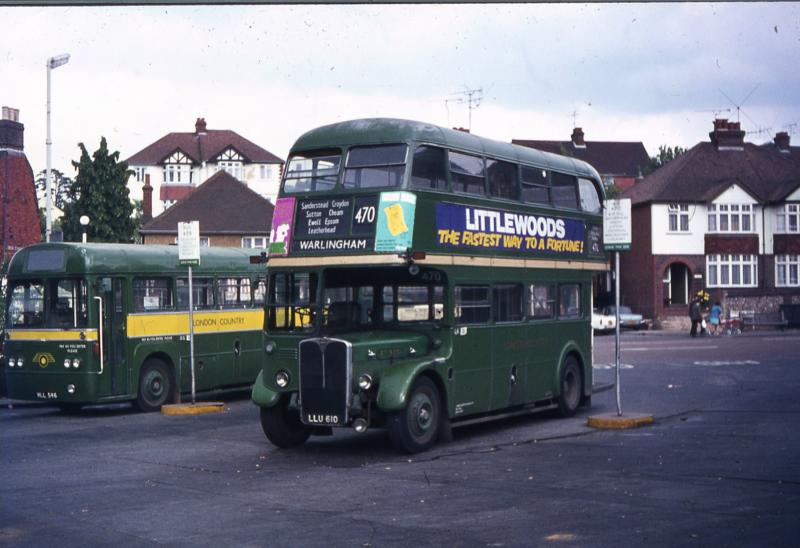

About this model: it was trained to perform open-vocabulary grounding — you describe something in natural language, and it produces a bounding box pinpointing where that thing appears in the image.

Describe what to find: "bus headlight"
[358,374,373,391]
[265,342,276,354]
[72,359,80,369]
[64,359,72,369]
[16,358,23,368]
[66,384,76,395]
[275,370,290,388]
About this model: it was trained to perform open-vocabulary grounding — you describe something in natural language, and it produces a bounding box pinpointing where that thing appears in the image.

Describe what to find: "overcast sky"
[2,3,799,176]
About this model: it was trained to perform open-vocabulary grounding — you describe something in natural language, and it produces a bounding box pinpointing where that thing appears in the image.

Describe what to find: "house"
[139,170,274,249]
[126,118,284,217]
[619,119,800,327]
[0,106,40,264]
[513,127,650,191]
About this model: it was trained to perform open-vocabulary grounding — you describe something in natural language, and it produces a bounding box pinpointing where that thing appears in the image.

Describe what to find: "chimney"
[142,174,153,223]
[571,127,586,148]
[774,131,791,153]
[709,119,745,151]
[0,106,23,151]
[195,117,207,135]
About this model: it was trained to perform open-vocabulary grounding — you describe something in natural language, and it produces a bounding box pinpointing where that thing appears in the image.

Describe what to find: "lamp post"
[46,53,70,243]
[79,215,90,243]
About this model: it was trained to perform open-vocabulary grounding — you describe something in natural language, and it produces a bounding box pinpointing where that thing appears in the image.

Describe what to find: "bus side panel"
[490,324,531,410]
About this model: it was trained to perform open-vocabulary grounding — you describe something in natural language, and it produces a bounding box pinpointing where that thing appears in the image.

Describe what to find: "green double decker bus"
[253,118,607,453]
[4,243,266,411]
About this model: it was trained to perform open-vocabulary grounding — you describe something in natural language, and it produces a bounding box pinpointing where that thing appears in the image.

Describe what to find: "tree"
[35,169,73,240]
[61,138,135,243]
[643,145,687,176]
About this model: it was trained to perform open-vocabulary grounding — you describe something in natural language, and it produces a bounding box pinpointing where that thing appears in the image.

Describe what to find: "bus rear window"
[283,150,341,193]
[343,144,407,189]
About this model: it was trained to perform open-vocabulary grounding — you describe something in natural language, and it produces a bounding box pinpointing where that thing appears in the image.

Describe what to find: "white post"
[188,265,196,405]
[45,54,69,242]
[45,60,52,242]
[614,251,622,416]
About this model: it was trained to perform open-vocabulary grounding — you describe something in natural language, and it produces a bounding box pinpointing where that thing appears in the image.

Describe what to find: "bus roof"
[291,118,601,181]
[7,243,264,277]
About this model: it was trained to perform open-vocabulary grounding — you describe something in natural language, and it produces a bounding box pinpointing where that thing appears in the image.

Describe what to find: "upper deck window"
[487,160,519,200]
[551,172,579,209]
[520,167,550,205]
[578,178,602,213]
[343,144,407,190]
[283,150,341,193]
[449,151,485,195]
[410,145,448,190]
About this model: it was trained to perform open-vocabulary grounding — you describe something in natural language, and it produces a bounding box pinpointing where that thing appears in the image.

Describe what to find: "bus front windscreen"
[283,150,341,194]
[6,278,88,329]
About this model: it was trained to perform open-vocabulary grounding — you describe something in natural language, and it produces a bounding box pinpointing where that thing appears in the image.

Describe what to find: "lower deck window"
[133,278,173,312]
[558,284,582,318]
[455,285,490,324]
[267,273,317,331]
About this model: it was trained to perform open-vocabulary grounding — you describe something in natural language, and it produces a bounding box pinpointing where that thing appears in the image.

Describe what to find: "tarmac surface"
[1,329,799,547]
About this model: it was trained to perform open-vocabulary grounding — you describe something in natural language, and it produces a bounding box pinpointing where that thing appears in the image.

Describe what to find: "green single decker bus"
[4,243,266,411]
[254,118,607,453]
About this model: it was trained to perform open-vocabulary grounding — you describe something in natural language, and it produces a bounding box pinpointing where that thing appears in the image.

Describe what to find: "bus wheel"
[557,356,582,418]
[259,399,311,448]
[387,376,441,454]
[136,359,173,412]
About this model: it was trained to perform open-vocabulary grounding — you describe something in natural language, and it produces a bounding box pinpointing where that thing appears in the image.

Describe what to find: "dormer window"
[217,148,244,180]
[163,151,193,184]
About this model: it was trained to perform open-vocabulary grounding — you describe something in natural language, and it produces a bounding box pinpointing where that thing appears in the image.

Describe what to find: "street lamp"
[79,215,90,243]
[46,53,70,243]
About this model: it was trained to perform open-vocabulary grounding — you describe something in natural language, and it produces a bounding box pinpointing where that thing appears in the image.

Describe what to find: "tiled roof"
[140,171,273,234]
[512,138,649,178]
[621,141,800,205]
[126,124,283,166]
[160,184,193,202]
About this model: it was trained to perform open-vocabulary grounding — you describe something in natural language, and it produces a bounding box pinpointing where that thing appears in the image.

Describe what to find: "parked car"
[601,305,647,330]
[592,309,616,334]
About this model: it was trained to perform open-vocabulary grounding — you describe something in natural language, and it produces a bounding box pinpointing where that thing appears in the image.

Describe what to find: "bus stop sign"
[178,221,201,266]
[603,199,632,252]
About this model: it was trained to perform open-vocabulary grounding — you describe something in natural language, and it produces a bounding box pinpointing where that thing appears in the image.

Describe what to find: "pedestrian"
[709,301,723,335]
[689,295,703,337]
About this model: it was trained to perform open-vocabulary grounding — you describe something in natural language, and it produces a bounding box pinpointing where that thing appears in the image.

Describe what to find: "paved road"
[2,331,799,547]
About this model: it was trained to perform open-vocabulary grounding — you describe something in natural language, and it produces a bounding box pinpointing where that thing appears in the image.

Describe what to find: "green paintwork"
[375,359,439,412]
[251,370,281,407]
[4,243,265,406]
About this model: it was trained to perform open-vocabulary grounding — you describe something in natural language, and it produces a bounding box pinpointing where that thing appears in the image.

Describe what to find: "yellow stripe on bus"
[7,329,99,341]
[126,309,264,339]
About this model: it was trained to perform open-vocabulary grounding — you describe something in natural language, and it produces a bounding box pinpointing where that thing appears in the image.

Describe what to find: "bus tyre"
[557,356,582,418]
[259,399,311,449]
[387,376,441,454]
[136,359,173,412]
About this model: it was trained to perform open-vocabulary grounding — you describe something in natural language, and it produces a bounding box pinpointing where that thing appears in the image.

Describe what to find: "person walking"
[709,301,723,335]
[689,295,703,337]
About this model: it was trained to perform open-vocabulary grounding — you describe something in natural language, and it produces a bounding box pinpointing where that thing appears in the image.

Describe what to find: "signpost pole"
[188,264,196,405]
[614,251,622,416]
[178,221,200,407]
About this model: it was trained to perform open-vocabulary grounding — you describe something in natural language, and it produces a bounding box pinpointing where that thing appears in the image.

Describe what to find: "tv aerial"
[718,83,760,124]
[445,87,483,131]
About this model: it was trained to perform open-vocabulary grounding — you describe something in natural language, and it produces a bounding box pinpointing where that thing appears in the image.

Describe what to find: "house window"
[668,204,690,232]
[776,204,799,233]
[218,161,243,180]
[259,165,273,179]
[164,163,191,184]
[133,167,146,182]
[242,236,267,249]
[776,255,800,287]
[707,254,757,288]
[708,203,753,233]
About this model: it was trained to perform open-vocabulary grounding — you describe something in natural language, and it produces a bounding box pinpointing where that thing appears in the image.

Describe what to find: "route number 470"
[354,205,376,224]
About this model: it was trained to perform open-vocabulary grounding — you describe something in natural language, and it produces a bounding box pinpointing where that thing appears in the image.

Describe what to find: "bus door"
[99,277,128,396]
[490,285,529,409]
[449,286,493,417]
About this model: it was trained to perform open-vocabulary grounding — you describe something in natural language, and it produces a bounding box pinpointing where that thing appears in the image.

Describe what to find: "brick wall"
[619,204,656,318]
[1,152,41,260]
